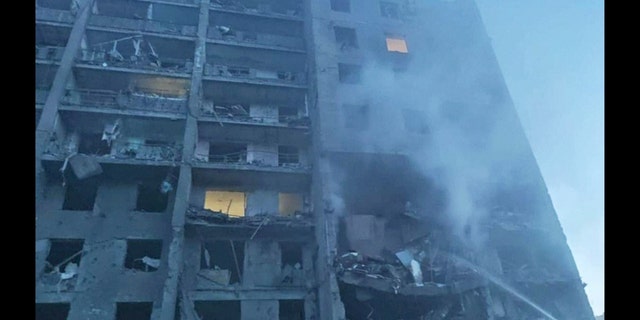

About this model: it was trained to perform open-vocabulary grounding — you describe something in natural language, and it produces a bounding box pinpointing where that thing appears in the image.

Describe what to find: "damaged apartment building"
[35,0,595,319]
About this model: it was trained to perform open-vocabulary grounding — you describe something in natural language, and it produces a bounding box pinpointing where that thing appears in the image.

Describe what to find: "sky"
[474,0,604,316]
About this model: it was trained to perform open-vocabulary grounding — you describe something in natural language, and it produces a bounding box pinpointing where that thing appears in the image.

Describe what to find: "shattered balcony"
[185,205,314,241]
[43,138,183,166]
[200,103,310,128]
[89,15,197,38]
[210,0,303,20]
[203,63,306,87]
[76,48,194,75]
[193,144,311,174]
[60,89,188,116]
[207,26,305,51]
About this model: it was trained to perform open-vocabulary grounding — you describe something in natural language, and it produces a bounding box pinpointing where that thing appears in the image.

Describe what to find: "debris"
[216,25,234,36]
[160,180,173,194]
[107,41,124,61]
[395,250,414,268]
[410,259,424,287]
[203,248,211,269]
[141,256,161,269]
[60,262,78,280]
[198,268,231,286]
[101,119,121,146]
[67,153,103,180]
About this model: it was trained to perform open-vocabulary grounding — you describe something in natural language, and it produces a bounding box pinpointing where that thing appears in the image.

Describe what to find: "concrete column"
[159,0,210,319]
[36,0,96,209]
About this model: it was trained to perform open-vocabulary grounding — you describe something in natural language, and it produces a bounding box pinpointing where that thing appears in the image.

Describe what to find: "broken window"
[280,300,305,320]
[386,35,409,53]
[124,239,163,272]
[208,143,246,163]
[278,146,299,166]
[36,303,70,320]
[330,0,350,12]
[338,63,362,84]
[136,181,169,212]
[279,193,304,216]
[201,241,245,285]
[334,26,358,50]
[44,239,84,274]
[204,191,246,216]
[380,1,400,19]
[281,242,303,267]
[78,133,111,156]
[402,109,429,134]
[62,175,99,211]
[194,301,240,320]
[343,104,369,130]
[116,302,153,320]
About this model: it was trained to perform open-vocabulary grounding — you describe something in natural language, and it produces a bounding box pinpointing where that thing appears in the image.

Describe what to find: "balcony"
[36,45,65,64]
[185,205,314,241]
[203,64,305,87]
[210,1,303,21]
[43,138,182,166]
[207,27,304,51]
[199,103,309,128]
[76,48,193,76]
[60,89,188,116]
[89,15,197,38]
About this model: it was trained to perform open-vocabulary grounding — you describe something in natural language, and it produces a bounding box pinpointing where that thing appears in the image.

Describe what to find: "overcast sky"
[474,0,604,316]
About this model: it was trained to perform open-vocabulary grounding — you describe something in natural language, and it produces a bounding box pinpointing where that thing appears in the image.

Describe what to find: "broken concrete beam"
[68,153,103,179]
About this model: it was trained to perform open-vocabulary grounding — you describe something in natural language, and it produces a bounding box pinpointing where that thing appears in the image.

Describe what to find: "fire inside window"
[204,191,246,217]
[386,36,408,53]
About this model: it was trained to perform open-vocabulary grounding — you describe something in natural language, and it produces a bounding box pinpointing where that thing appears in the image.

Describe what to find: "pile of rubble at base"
[334,234,487,296]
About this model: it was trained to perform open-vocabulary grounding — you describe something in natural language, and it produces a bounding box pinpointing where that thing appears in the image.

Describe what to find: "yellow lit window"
[279,193,303,216]
[386,37,408,53]
[204,191,246,217]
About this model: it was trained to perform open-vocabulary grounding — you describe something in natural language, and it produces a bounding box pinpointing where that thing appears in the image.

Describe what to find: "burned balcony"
[60,89,188,115]
[194,142,310,173]
[210,0,303,19]
[36,45,65,62]
[89,0,198,37]
[185,205,314,241]
[77,32,195,75]
[200,102,310,127]
[43,116,184,166]
[204,63,306,86]
[207,25,304,51]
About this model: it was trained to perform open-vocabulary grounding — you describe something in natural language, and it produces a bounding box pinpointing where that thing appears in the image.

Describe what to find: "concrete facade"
[36,0,594,319]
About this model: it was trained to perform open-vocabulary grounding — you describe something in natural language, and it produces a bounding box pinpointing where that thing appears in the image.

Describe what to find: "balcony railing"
[77,49,194,74]
[61,89,188,114]
[44,139,182,163]
[208,27,304,50]
[36,45,64,62]
[89,15,197,37]
[200,103,310,127]
[204,64,305,85]
[210,1,302,18]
